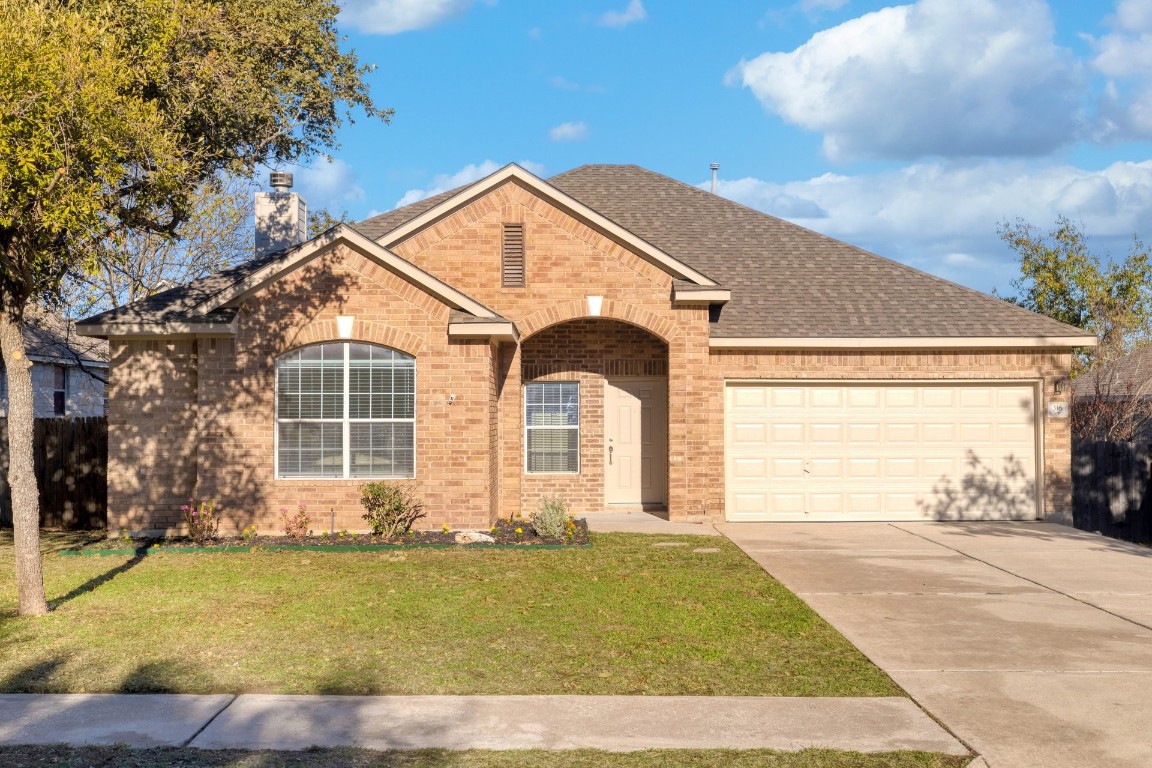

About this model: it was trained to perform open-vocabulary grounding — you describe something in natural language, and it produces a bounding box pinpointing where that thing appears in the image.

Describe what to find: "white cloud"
[732,0,1084,161]
[1091,0,1152,141]
[598,0,646,28]
[394,160,547,208]
[548,122,589,142]
[339,0,471,35]
[292,158,365,214]
[708,159,1152,292]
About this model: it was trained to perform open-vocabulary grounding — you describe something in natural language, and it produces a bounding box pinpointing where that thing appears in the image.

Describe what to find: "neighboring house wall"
[0,360,105,418]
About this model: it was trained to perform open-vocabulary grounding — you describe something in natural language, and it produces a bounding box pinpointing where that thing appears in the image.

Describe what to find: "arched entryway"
[519,318,669,511]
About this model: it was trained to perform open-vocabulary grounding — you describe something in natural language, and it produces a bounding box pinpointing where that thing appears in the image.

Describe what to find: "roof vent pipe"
[710,163,719,194]
[269,171,294,191]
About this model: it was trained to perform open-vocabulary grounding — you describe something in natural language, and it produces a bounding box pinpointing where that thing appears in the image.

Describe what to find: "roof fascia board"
[710,336,1099,350]
[447,321,518,342]
[199,225,498,320]
[672,287,730,304]
[75,319,239,339]
[377,164,718,287]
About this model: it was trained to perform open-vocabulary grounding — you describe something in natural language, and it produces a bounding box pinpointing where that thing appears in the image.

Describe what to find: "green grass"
[0,531,900,697]
[0,746,972,768]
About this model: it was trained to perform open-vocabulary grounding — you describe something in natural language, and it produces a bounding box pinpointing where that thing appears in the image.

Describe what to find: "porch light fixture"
[1054,377,1068,394]
[336,315,355,339]
[586,295,603,317]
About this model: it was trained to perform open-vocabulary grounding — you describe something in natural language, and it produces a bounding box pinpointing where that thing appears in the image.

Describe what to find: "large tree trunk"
[0,311,48,615]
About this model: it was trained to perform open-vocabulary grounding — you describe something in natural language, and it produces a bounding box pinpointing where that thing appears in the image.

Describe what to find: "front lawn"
[0,746,971,768]
[0,531,900,697]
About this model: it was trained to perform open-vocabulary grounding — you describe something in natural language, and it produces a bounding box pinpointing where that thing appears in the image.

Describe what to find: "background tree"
[59,178,256,319]
[0,0,387,615]
[998,216,1152,374]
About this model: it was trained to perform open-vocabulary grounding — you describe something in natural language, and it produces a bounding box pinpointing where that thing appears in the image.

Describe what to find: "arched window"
[276,342,415,479]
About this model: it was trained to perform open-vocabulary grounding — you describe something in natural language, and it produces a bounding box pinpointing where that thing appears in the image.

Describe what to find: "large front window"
[525,381,579,473]
[276,342,415,479]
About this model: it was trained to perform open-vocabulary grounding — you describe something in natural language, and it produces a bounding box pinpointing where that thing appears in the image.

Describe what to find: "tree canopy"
[998,215,1152,374]
[0,0,386,615]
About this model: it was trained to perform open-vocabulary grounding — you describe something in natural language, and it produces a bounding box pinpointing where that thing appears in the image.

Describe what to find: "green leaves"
[999,215,1152,373]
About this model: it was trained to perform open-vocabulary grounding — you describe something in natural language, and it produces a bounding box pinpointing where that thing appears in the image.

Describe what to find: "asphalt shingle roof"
[1073,346,1152,398]
[80,164,1087,341]
[546,165,1084,339]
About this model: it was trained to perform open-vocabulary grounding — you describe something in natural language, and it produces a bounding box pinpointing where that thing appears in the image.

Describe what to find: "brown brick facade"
[104,180,1076,533]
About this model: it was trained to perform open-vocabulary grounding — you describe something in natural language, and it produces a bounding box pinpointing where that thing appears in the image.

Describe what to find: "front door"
[604,377,667,505]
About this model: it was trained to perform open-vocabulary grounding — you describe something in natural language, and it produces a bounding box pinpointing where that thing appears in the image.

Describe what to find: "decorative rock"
[652,542,689,547]
[692,547,722,554]
[455,531,496,544]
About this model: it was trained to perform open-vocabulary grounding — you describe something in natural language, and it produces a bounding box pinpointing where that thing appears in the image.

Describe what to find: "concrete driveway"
[718,521,1152,768]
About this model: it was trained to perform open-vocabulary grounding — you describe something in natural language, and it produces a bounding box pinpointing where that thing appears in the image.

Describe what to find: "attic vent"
[502,223,525,287]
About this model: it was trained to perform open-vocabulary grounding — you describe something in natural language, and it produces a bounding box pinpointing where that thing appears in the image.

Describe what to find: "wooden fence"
[0,417,107,530]
[1072,440,1152,544]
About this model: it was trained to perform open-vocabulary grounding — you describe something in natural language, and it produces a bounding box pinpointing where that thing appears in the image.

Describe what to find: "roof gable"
[78,225,503,337]
[365,164,719,287]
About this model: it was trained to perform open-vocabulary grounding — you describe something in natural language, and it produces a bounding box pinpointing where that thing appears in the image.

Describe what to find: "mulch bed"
[67,518,590,554]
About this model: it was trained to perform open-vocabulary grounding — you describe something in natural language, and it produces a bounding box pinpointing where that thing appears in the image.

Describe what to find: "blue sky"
[284,0,1152,297]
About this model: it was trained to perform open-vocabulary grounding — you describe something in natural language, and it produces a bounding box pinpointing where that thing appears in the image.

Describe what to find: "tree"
[59,178,256,319]
[0,0,386,615]
[998,216,1152,374]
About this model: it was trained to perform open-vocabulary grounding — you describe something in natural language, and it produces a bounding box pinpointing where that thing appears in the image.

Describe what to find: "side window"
[52,365,67,416]
[525,381,579,473]
[276,342,415,479]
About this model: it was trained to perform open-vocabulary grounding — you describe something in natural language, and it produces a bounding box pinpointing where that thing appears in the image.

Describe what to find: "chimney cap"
[710,162,720,171]
[269,171,293,191]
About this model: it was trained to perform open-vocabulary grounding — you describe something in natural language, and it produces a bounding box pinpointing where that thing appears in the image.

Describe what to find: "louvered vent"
[502,223,525,287]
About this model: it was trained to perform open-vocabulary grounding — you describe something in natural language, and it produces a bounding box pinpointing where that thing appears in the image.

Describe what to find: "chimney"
[710,163,720,194]
[254,172,308,256]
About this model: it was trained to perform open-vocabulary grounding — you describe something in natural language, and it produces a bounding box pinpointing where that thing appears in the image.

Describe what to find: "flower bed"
[62,518,590,556]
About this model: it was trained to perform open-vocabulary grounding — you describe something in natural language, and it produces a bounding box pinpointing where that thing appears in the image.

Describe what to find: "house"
[1,307,107,418]
[1071,346,1152,441]
[76,164,1094,535]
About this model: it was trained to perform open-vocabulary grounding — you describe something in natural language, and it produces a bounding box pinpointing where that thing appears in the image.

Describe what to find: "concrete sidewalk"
[720,521,1152,768]
[0,693,968,754]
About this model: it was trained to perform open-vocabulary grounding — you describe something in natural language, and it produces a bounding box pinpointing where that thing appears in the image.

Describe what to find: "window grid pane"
[277,343,415,479]
[525,382,579,473]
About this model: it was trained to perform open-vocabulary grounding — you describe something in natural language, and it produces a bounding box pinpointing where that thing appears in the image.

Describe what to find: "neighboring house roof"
[1073,346,1152,398]
[77,163,1093,346]
[19,307,109,367]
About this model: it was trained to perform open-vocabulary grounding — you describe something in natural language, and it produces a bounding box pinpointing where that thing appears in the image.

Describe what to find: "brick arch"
[270,319,426,358]
[518,299,680,343]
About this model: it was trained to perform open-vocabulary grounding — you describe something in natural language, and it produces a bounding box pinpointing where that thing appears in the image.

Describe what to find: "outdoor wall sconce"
[1054,378,1068,394]
[336,315,355,339]
[587,295,603,316]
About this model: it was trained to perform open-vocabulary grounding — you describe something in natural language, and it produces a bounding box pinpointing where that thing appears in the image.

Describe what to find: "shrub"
[281,503,310,542]
[532,495,568,539]
[361,482,425,538]
[180,497,219,545]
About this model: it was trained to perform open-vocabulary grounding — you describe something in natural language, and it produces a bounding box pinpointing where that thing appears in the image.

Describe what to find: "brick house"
[77,164,1094,535]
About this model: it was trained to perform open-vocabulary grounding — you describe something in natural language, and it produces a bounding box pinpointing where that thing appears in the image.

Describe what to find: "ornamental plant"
[360,482,425,538]
[532,495,568,539]
[240,525,258,544]
[180,497,219,545]
[281,503,310,542]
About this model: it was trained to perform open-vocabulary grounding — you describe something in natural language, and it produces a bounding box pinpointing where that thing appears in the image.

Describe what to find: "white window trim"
[524,381,580,475]
[274,342,417,480]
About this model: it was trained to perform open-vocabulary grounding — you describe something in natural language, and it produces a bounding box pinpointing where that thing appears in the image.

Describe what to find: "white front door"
[604,377,667,505]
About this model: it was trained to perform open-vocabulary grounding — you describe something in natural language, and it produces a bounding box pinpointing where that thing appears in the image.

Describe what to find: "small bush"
[532,495,568,539]
[281,503,310,542]
[361,482,426,538]
[180,498,219,545]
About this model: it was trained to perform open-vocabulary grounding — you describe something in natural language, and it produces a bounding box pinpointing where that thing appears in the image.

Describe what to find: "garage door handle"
[608,445,613,465]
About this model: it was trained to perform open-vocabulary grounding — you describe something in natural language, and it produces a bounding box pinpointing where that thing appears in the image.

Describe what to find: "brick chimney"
[254,171,307,256]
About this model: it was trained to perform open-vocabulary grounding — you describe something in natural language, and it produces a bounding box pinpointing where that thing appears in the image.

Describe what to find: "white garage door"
[725,382,1039,522]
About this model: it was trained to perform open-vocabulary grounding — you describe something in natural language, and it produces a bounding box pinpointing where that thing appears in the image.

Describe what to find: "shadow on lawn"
[48,553,147,610]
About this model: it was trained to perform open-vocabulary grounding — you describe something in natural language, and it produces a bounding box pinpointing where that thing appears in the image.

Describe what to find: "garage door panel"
[725,383,1038,522]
